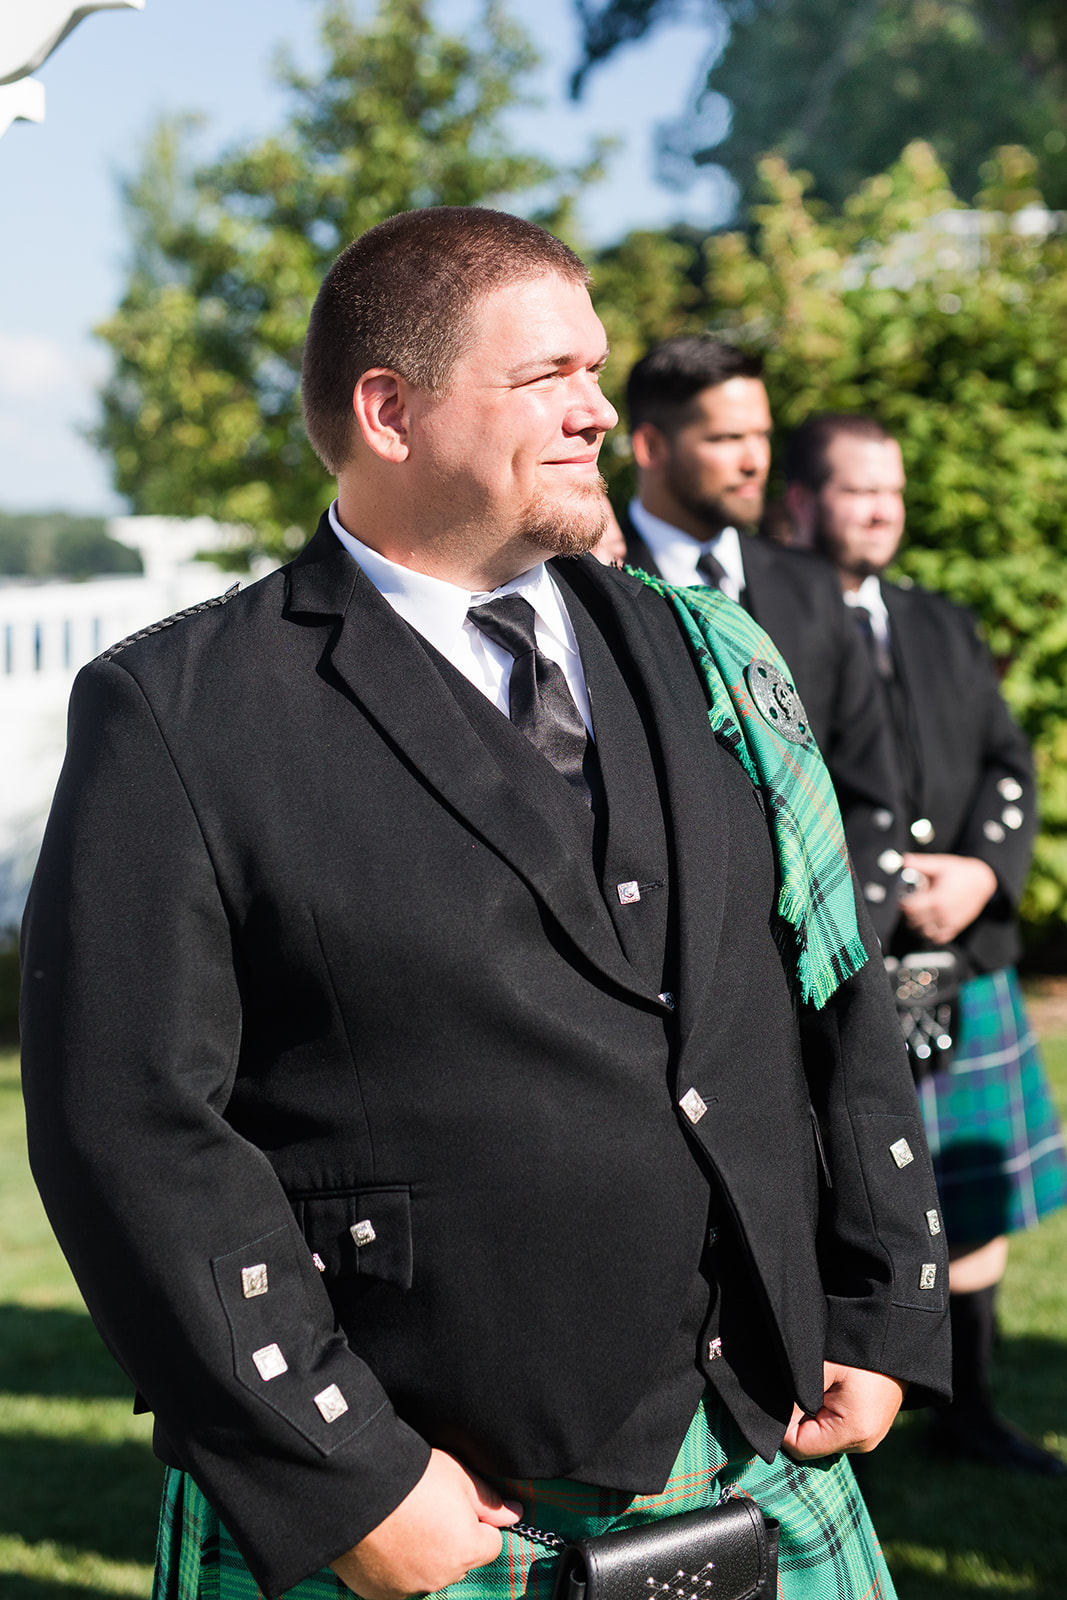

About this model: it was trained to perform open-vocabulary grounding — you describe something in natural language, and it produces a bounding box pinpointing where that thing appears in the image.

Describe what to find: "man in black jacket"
[22,210,949,1600]
[620,338,903,940]
[785,412,1067,1474]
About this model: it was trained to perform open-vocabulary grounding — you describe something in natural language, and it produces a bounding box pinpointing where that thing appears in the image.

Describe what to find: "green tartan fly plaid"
[632,574,868,1010]
[153,1396,896,1600]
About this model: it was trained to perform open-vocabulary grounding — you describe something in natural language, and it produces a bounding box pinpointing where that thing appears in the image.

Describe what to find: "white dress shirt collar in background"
[327,500,593,735]
[627,498,746,605]
[842,572,891,649]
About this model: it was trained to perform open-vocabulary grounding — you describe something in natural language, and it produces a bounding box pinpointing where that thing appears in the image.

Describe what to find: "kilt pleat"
[153,1395,896,1600]
[917,967,1067,1246]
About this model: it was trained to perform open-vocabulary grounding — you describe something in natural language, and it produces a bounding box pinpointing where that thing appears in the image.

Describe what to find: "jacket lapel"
[619,511,664,580]
[554,559,730,1066]
[737,534,795,643]
[286,521,652,1006]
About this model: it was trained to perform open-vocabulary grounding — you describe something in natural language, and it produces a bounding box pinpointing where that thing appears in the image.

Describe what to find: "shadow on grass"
[0,1432,162,1566]
[863,1334,1067,1600]
[0,1304,134,1399]
[0,1306,160,1576]
[0,1582,145,1600]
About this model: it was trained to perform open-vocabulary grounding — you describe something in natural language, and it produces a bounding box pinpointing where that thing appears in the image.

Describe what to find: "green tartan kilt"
[153,1395,896,1600]
[917,967,1067,1247]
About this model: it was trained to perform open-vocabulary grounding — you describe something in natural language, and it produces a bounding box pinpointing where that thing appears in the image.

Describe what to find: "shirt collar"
[628,499,745,597]
[327,500,580,660]
[842,573,888,620]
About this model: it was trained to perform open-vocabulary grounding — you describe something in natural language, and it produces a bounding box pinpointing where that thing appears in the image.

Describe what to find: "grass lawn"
[2,1036,1066,1599]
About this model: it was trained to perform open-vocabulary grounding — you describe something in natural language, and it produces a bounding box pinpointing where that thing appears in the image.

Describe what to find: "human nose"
[566,377,618,438]
[739,434,769,474]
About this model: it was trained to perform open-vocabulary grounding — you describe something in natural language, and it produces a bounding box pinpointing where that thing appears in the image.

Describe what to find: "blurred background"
[1,1,1065,1595]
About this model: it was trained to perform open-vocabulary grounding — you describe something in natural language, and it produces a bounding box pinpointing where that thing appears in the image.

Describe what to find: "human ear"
[785,481,817,541]
[631,422,669,473]
[352,369,412,463]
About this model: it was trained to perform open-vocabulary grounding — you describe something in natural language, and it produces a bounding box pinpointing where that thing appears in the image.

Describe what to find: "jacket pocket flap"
[291,1185,413,1289]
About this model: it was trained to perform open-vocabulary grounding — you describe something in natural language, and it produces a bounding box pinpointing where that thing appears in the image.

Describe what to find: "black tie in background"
[851,605,893,680]
[696,548,727,589]
[467,595,595,806]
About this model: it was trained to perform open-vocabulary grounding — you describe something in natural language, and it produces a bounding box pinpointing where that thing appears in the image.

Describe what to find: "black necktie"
[696,548,727,589]
[467,595,594,806]
[851,605,893,679]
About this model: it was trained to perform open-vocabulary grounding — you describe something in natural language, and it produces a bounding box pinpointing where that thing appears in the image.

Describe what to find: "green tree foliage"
[0,512,141,579]
[574,0,1067,210]
[95,0,602,560]
[591,141,1067,932]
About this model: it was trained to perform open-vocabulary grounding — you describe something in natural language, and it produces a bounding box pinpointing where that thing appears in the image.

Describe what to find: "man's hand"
[783,1363,905,1459]
[330,1449,522,1600]
[899,853,997,945]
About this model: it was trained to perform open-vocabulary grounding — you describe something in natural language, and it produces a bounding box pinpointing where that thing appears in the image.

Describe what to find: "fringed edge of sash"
[628,566,867,1010]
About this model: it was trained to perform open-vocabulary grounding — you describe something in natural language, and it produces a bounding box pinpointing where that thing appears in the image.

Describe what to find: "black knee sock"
[947,1283,997,1416]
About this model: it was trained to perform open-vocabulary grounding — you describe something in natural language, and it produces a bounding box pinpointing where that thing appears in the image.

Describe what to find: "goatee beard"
[519,475,610,559]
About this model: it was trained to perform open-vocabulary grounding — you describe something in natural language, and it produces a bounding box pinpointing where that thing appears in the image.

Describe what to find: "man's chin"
[519,481,610,560]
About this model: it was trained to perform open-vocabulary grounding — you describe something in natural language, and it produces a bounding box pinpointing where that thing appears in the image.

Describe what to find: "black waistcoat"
[410,573,718,1484]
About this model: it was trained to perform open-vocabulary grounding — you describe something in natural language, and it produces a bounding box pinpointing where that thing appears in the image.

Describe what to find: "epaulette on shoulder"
[98,583,241,663]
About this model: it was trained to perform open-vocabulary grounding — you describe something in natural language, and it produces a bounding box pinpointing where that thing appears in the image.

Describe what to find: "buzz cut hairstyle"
[784,413,894,491]
[301,206,590,474]
[625,336,764,435]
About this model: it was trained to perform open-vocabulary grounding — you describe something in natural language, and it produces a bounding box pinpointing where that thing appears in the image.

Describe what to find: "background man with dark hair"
[785,412,1067,1475]
[23,212,949,1600]
[620,337,904,934]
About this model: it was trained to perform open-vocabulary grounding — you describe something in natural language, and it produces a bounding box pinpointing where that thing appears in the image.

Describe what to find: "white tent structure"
[0,0,144,137]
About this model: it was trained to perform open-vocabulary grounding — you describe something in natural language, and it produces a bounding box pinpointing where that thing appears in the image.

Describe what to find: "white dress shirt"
[328,501,593,735]
[627,499,746,604]
[842,573,891,652]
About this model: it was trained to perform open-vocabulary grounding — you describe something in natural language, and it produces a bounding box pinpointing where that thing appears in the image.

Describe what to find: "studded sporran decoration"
[884,949,967,1081]
[510,1497,778,1600]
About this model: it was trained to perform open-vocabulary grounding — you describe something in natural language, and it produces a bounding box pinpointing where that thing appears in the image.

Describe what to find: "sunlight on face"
[816,436,906,578]
[418,273,619,556]
[662,378,773,534]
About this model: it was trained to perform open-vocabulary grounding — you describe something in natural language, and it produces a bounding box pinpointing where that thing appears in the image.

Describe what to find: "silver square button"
[314,1384,349,1423]
[617,880,641,905]
[241,1263,268,1299]
[889,1138,914,1169]
[252,1343,288,1381]
[706,1337,722,1362]
[679,1088,708,1125]
[350,1220,376,1248]
[926,1209,941,1236]
[919,1262,938,1290]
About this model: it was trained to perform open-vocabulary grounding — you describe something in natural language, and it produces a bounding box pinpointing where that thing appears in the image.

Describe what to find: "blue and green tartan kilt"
[917,966,1067,1248]
[153,1395,896,1600]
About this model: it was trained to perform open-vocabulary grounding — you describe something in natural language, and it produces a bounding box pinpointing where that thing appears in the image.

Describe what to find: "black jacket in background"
[22,523,949,1596]
[879,580,1036,973]
[621,515,903,940]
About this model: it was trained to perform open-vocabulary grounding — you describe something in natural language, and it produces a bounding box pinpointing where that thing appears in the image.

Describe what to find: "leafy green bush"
[593,141,1067,940]
[0,513,142,579]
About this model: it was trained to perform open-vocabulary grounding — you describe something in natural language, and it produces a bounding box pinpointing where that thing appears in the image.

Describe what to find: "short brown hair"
[784,413,894,491]
[625,337,763,434]
[302,206,590,473]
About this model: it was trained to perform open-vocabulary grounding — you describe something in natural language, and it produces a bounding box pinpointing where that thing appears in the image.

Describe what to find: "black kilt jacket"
[620,516,903,940]
[879,581,1036,971]
[21,523,950,1596]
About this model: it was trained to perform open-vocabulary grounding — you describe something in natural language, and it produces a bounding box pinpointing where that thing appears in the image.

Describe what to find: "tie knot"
[467,595,538,661]
[696,548,726,589]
